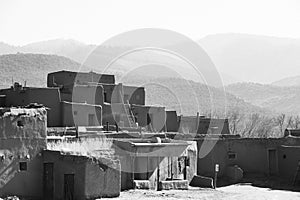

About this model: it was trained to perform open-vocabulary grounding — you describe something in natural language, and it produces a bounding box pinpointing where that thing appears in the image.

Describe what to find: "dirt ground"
[101,184,300,200]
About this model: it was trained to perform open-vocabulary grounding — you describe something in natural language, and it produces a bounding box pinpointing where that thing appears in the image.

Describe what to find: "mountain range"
[1,33,300,115]
[0,53,264,116]
[225,82,300,114]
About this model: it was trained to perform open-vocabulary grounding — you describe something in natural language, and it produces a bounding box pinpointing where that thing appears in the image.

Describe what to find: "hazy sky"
[0,0,299,46]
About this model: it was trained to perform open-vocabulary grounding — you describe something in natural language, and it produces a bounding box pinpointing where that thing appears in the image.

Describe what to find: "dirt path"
[101,185,300,200]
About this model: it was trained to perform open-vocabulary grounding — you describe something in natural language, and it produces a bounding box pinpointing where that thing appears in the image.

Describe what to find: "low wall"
[278,145,300,180]
[197,137,300,179]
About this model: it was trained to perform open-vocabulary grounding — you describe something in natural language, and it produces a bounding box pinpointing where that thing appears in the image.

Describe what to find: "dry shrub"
[47,137,114,157]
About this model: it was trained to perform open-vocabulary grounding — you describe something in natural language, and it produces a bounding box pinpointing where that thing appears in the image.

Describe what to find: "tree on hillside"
[227,108,244,135]
[242,113,261,137]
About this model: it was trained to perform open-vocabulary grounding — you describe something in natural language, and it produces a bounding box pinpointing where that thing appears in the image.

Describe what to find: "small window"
[283,154,287,159]
[17,120,24,127]
[19,162,27,171]
[228,152,237,160]
[74,111,78,115]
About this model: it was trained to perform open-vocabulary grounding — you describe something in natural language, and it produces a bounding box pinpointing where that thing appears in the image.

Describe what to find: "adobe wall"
[61,101,102,126]
[179,117,230,135]
[196,138,299,178]
[197,118,230,135]
[28,88,61,127]
[131,105,166,131]
[278,145,300,179]
[61,85,104,106]
[102,103,116,126]
[43,150,121,199]
[166,111,179,132]
[43,151,87,200]
[0,108,47,199]
[47,71,115,87]
[0,87,61,127]
[0,95,5,107]
[178,116,197,134]
[131,105,148,127]
[102,84,123,104]
[123,86,145,105]
[148,107,166,132]
[84,156,121,198]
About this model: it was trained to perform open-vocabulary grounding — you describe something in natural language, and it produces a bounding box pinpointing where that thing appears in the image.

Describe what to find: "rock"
[189,175,214,188]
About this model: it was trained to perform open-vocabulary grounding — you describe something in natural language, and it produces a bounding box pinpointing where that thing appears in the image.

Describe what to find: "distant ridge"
[271,75,300,87]
[0,53,264,116]
[226,82,300,114]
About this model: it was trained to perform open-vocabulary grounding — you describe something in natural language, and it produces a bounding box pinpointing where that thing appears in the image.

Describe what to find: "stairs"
[123,104,137,128]
[293,161,300,185]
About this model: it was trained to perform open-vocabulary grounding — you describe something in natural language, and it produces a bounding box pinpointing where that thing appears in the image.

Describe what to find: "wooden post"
[106,121,109,132]
[157,156,161,191]
[214,164,219,189]
[196,112,199,133]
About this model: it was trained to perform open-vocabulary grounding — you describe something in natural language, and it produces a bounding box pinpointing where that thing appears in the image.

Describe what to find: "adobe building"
[47,70,115,87]
[42,150,120,200]
[0,71,175,133]
[61,101,102,127]
[0,107,121,199]
[131,105,166,132]
[0,107,47,199]
[165,110,180,132]
[178,114,230,135]
[0,83,103,128]
[0,83,61,126]
[113,138,197,190]
[195,136,300,185]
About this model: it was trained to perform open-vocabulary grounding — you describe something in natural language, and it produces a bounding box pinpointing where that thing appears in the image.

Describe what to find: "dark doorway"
[268,149,277,175]
[104,92,107,102]
[64,174,75,200]
[43,163,54,200]
[88,114,95,126]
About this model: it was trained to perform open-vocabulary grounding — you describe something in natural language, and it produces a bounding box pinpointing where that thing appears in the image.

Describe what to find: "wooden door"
[64,174,75,200]
[43,163,54,200]
[268,149,277,175]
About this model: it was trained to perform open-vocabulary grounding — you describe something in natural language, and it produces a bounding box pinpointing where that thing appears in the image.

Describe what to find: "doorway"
[268,149,278,175]
[88,114,95,126]
[43,163,54,200]
[64,174,75,200]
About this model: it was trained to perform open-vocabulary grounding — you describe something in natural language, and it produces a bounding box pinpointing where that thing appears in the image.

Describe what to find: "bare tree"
[242,113,260,137]
[227,108,244,135]
[290,115,300,129]
[275,113,286,134]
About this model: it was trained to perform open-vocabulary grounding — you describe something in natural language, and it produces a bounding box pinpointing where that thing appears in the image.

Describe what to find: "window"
[17,120,24,127]
[74,111,78,115]
[283,154,287,159]
[228,152,237,160]
[19,162,27,171]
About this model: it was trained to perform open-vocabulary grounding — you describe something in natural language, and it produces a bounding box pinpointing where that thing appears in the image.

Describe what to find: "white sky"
[0,0,299,46]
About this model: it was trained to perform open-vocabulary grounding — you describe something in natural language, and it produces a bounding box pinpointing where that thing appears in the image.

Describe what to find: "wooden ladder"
[293,161,300,185]
[124,103,137,128]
